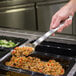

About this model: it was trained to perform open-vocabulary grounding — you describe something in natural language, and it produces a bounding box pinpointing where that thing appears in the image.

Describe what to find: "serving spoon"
[26,16,73,53]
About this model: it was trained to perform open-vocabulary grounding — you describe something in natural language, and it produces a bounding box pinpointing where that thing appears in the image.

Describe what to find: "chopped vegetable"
[0,40,17,48]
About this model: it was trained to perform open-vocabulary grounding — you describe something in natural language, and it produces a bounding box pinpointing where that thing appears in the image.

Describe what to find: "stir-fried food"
[6,55,65,76]
[5,47,65,76]
[12,47,34,56]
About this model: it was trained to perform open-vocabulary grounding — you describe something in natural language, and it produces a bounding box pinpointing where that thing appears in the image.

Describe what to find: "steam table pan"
[0,35,28,60]
[0,35,28,50]
[30,40,76,57]
[0,51,75,76]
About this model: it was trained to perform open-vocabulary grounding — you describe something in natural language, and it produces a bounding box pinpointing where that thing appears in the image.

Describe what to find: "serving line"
[0,43,76,76]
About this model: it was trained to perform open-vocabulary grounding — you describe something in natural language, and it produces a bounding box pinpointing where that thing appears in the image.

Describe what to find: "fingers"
[50,14,65,29]
[50,19,72,36]
[57,19,72,32]
[50,15,57,28]
[50,14,63,36]
[50,14,72,36]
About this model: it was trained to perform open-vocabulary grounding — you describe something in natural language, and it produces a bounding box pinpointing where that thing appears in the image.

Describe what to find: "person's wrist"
[69,0,76,13]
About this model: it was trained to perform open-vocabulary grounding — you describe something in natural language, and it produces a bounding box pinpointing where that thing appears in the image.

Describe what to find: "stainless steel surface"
[0,0,34,8]
[73,14,76,35]
[34,0,68,2]
[0,0,68,9]
[0,3,36,31]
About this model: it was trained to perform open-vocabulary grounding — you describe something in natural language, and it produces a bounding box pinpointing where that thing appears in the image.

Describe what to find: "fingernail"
[52,25,55,28]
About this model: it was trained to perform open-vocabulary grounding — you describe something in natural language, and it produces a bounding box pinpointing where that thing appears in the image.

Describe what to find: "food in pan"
[6,55,65,76]
[12,47,34,56]
[0,40,17,48]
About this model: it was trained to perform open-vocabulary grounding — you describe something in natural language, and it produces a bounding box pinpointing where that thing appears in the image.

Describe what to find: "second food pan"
[0,35,28,50]
[0,51,75,76]
[30,40,76,57]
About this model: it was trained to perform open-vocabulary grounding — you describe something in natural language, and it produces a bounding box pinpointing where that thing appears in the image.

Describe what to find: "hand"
[50,1,75,35]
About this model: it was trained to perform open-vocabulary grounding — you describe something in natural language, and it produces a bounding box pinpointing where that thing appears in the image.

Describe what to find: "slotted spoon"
[26,16,73,53]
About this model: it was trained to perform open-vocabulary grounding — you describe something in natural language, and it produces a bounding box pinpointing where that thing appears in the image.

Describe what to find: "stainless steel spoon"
[26,16,73,53]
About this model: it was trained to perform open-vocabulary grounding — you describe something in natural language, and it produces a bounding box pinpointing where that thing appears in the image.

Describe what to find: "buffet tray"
[0,51,75,76]
[0,38,76,76]
[0,35,28,50]
[0,35,28,60]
